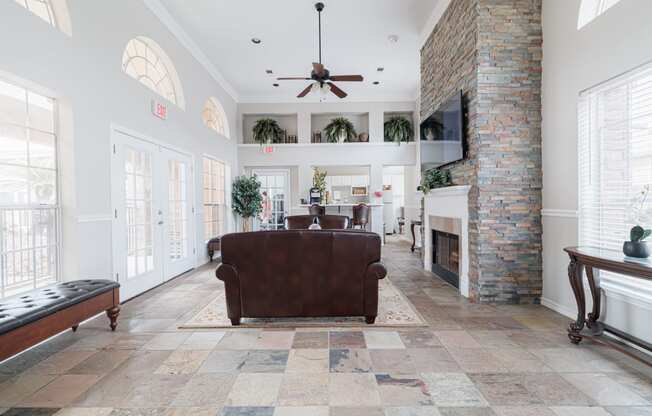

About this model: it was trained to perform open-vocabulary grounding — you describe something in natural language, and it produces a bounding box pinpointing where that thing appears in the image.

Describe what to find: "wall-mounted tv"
[420,90,465,171]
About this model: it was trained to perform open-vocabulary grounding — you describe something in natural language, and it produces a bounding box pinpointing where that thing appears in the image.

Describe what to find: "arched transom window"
[202,97,230,138]
[578,0,622,29]
[122,36,185,109]
[14,0,72,35]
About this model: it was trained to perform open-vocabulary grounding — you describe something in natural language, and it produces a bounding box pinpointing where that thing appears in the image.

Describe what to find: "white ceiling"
[157,0,440,102]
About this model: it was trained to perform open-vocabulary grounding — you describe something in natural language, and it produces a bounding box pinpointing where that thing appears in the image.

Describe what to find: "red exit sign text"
[151,100,167,120]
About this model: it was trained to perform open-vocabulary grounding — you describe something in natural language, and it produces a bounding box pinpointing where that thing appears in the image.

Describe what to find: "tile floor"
[0,239,651,416]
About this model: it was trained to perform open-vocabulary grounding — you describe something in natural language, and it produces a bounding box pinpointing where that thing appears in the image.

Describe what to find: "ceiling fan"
[277,2,364,99]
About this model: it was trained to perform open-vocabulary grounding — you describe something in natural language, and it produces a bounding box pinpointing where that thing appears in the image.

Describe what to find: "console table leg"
[410,223,416,252]
[586,266,601,327]
[567,256,586,344]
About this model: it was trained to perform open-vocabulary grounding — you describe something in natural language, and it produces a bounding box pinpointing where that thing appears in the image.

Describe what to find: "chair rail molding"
[542,209,579,218]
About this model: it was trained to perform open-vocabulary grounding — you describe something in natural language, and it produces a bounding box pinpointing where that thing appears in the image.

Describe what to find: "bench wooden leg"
[106,306,120,331]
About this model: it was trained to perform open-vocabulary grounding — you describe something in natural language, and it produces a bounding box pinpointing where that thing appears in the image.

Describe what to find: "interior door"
[111,130,164,300]
[162,148,195,279]
[252,169,290,230]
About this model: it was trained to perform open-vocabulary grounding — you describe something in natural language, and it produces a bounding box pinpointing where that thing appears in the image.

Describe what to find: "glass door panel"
[252,169,289,231]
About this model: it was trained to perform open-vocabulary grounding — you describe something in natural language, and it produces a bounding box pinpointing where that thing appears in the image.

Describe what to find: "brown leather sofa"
[285,215,349,229]
[216,230,386,325]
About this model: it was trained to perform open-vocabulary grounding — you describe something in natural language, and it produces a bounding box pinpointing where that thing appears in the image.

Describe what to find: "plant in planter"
[252,118,284,145]
[624,185,652,258]
[419,168,451,194]
[323,117,357,143]
[312,168,327,202]
[232,175,263,232]
[384,116,413,145]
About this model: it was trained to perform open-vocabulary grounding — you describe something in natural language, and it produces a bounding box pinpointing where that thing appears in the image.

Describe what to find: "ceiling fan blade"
[313,62,325,76]
[297,84,314,98]
[329,75,364,82]
[277,77,311,80]
[327,82,347,99]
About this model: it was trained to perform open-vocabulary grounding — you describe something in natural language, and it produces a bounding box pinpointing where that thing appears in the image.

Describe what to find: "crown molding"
[143,0,239,102]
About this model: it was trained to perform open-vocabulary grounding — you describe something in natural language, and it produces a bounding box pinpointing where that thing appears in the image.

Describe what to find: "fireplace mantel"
[423,185,471,297]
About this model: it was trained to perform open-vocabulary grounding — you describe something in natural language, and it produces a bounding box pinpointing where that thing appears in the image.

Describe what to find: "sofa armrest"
[366,262,387,281]
[215,263,242,325]
[363,262,387,320]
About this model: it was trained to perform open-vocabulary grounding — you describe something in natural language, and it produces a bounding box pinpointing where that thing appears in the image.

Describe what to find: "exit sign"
[261,145,275,154]
[151,100,167,120]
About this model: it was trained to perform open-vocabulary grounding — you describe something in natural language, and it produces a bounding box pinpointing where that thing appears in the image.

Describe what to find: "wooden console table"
[565,246,652,364]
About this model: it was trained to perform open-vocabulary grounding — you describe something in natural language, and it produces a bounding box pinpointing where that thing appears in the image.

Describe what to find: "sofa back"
[220,230,381,317]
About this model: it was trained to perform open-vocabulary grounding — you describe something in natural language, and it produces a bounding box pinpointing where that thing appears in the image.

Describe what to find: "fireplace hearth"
[432,230,460,288]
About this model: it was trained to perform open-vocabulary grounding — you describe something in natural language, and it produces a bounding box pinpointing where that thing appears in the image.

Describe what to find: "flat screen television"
[420,90,465,171]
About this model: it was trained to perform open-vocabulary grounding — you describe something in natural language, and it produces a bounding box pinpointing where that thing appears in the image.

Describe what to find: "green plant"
[232,175,263,231]
[323,117,357,143]
[312,168,327,200]
[384,116,413,145]
[419,168,451,194]
[627,185,652,242]
[252,118,284,145]
[630,225,652,242]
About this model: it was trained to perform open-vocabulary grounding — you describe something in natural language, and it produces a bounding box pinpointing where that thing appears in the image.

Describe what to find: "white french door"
[252,169,290,231]
[162,148,195,278]
[111,130,195,300]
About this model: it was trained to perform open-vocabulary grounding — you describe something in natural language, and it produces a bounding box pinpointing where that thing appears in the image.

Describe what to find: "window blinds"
[578,61,652,253]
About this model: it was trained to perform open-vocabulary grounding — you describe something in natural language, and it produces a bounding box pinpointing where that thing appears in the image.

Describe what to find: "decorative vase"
[623,241,651,258]
[359,133,369,142]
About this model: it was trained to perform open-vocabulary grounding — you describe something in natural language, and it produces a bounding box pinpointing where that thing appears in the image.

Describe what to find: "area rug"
[179,278,427,329]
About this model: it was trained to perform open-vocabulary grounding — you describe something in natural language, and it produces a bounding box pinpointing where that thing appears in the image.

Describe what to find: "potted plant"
[252,118,284,145]
[384,116,413,145]
[324,117,357,143]
[624,185,652,258]
[312,168,327,203]
[419,168,451,194]
[232,175,263,232]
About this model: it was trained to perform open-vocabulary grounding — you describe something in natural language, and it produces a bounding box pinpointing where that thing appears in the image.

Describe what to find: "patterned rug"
[179,278,427,329]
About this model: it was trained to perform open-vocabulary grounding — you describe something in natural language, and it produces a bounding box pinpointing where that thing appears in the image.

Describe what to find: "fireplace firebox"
[432,230,460,288]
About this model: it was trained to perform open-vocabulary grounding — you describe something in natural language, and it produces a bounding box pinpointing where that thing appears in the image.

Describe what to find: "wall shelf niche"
[310,112,370,143]
[242,113,299,144]
[383,111,416,143]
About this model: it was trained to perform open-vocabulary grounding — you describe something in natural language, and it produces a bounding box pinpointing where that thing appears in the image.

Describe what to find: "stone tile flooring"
[0,239,651,415]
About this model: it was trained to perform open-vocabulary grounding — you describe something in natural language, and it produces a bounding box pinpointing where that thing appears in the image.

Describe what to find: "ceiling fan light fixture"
[388,34,399,43]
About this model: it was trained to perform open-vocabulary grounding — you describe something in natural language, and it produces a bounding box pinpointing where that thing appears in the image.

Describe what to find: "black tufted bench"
[0,280,120,362]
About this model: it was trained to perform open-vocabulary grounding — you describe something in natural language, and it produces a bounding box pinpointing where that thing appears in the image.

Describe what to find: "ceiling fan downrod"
[316,2,324,65]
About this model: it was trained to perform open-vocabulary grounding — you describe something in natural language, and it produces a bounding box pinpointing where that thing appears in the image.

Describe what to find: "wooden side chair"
[352,203,370,230]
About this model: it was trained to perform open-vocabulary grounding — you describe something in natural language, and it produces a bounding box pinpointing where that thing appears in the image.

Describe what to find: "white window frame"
[0,77,61,299]
[202,155,229,241]
[579,60,652,254]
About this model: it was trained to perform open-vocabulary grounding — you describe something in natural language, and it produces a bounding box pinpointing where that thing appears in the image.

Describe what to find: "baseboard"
[541,297,576,319]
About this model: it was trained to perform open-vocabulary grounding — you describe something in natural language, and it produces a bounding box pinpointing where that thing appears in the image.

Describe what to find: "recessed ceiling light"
[377,67,385,72]
[388,34,399,43]
[266,69,273,74]
[251,38,262,44]
[273,83,279,87]
[373,81,380,85]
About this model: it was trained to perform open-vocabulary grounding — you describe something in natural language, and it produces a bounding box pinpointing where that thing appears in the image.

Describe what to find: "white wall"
[542,0,652,342]
[0,0,238,281]
[238,101,418,214]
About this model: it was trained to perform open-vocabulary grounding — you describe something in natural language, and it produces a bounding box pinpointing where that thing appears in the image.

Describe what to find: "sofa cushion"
[0,280,119,335]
